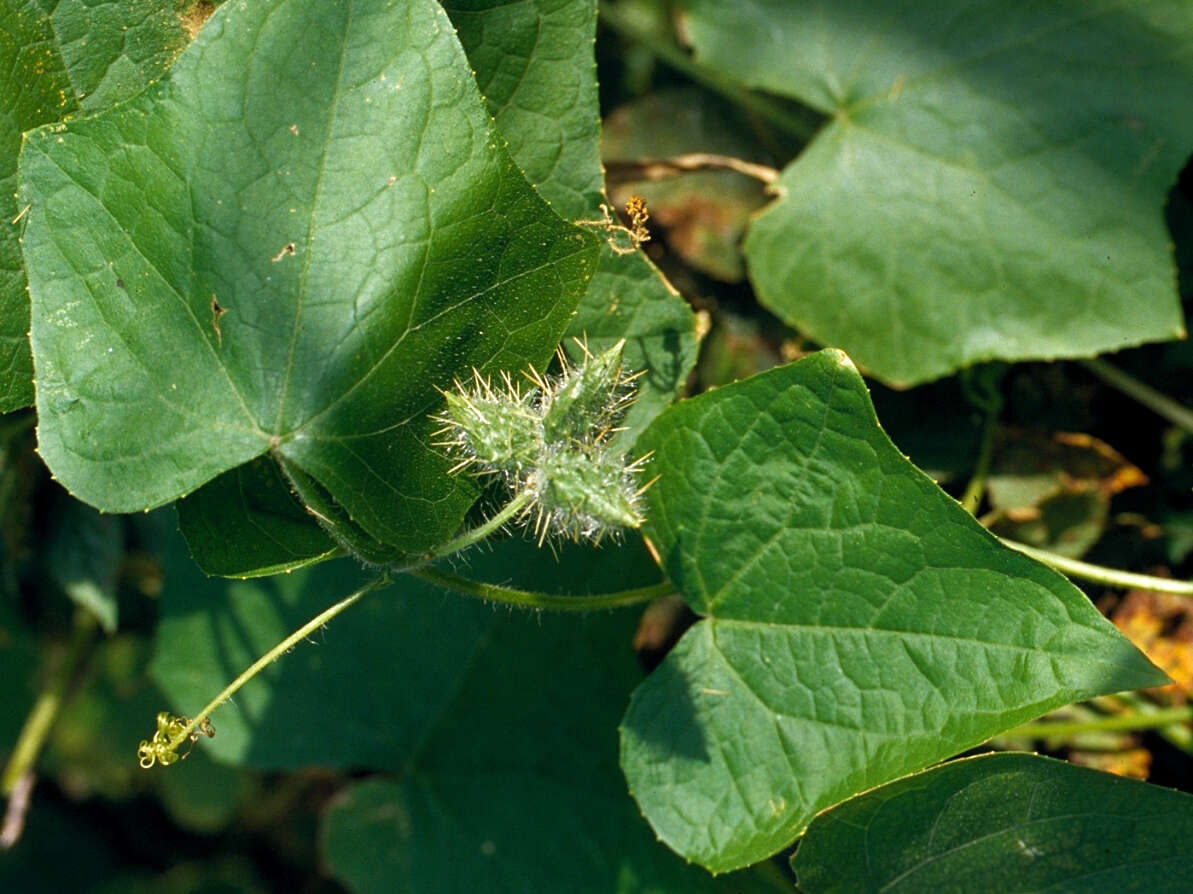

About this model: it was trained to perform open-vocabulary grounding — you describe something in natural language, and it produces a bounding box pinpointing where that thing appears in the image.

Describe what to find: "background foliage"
[5,1,1193,892]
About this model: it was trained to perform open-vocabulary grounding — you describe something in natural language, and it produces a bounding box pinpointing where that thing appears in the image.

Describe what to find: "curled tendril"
[137,711,216,769]
[575,196,650,255]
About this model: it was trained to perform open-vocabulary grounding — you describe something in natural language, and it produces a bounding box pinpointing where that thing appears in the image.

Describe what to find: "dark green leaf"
[44,635,167,799]
[793,752,1193,894]
[682,0,1193,385]
[176,456,338,579]
[151,531,662,767]
[44,495,122,631]
[446,0,696,441]
[150,524,738,891]
[0,0,187,411]
[21,0,599,559]
[41,0,187,112]
[621,350,1166,872]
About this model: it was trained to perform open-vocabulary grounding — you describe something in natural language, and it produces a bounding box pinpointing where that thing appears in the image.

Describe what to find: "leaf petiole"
[1004,704,1193,740]
[426,490,535,561]
[410,564,672,611]
[598,1,821,143]
[2,610,97,795]
[1080,358,1193,436]
[1001,538,1193,597]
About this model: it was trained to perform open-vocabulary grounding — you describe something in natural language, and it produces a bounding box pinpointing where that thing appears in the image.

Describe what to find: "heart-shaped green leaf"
[793,752,1193,893]
[20,0,599,557]
[1,0,188,411]
[681,0,1193,385]
[620,350,1166,872]
[446,0,697,441]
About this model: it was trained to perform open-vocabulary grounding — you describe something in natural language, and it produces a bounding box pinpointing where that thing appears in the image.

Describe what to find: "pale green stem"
[3,611,96,794]
[411,565,672,611]
[1004,705,1193,739]
[1000,538,1193,597]
[960,401,999,516]
[1079,357,1193,435]
[1113,692,1193,754]
[598,1,821,143]
[427,490,534,561]
[165,574,389,751]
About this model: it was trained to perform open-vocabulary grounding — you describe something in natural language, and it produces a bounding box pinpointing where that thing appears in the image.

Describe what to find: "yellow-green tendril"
[138,573,388,769]
[137,712,214,769]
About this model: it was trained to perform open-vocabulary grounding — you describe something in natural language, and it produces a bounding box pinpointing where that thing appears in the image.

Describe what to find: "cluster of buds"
[435,339,651,544]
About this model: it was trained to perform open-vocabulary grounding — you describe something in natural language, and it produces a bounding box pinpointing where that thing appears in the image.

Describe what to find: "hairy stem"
[165,573,389,752]
[1001,539,1193,597]
[411,565,672,611]
[2,611,96,794]
[428,490,535,560]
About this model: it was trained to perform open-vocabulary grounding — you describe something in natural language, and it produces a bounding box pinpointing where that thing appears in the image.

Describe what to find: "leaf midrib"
[273,0,353,439]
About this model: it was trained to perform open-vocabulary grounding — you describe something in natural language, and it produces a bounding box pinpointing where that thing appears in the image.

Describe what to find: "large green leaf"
[20,0,599,558]
[793,752,1193,893]
[681,0,1193,385]
[620,349,1165,872]
[446,0,696,441]
[149,522,742,892]
[0,0,187,411]
[44,493,122,631]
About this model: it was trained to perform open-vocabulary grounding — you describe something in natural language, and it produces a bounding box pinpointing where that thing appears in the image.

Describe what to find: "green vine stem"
[1004,704,1193,740]
[427,490,535,561]
[1079,357,1193,435]
[411,565,672,611]
[2,610,97,794]
[1001,538,1193,597]
[958,367,1004,516]
[139,573,389,768]
[959,404,999,516]
[598,1,821,144]
[1111,692,1193,754]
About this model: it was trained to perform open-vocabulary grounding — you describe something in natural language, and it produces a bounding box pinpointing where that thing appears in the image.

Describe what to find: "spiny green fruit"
[540,339,635,444]
[439,372,542,479]
[434,340,647,543]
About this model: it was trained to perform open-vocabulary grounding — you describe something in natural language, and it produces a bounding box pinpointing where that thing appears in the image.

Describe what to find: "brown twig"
[605,152,779,188]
